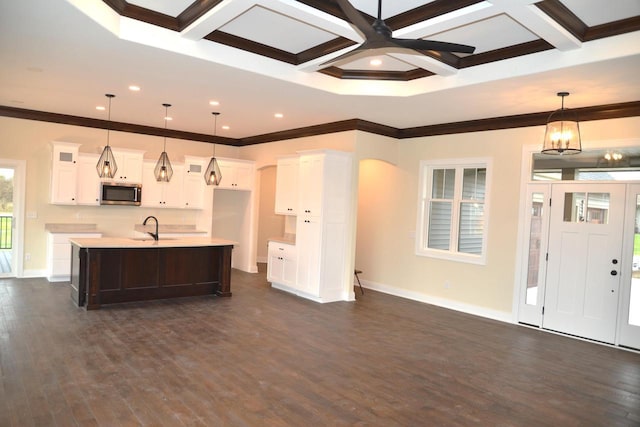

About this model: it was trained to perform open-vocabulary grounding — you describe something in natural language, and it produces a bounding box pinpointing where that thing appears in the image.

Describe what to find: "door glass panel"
[630,195,640,327]
[526,193,544,305]
[586,193,610,224]
[562,192,610,224]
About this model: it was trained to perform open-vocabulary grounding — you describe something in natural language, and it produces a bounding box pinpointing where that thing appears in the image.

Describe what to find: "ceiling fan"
[326,0,476,66]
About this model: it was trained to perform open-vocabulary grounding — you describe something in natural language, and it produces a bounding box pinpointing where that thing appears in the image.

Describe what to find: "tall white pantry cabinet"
[270,150,354,303]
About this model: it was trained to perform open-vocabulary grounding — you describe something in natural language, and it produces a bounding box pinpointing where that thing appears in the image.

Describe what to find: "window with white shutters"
[416,159,491,264]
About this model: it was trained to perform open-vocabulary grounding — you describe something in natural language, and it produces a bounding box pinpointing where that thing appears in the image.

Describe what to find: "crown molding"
[1,101,639,146]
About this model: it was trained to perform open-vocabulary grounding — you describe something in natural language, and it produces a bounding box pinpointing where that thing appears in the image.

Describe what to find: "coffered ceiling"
[1,0,639,143]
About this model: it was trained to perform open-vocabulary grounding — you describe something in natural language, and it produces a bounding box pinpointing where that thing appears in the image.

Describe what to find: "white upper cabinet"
[297,153,324,218]
[182,156,207,209]
[77,154,101,205]
[217,158,254,190]
[50,141,80,205]
[141,161,184,208]
[112,148,144,183]
[274,156,299,215]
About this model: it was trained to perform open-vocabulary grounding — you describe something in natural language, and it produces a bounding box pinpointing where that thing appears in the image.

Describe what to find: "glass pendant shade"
[541,92,582,155]
[205,111,222,186]
[96,145,118,178]
[154,151,173,182]
[154,103,173,182]
[96,93,118,178]
[205,156,222,186]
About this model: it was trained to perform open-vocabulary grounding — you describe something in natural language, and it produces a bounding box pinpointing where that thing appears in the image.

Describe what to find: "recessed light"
[209,100,220,106]
[129,85,141,91]
[370,59,382,66]
[274,113,284,119]
[96,106,106,111]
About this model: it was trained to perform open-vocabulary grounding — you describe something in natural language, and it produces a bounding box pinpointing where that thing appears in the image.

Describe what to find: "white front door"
[542,183,625,343]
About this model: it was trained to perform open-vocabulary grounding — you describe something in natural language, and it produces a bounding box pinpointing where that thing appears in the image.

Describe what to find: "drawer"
[268,241,296,259]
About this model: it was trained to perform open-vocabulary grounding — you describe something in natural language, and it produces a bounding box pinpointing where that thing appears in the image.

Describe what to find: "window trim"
[416,157,492,265]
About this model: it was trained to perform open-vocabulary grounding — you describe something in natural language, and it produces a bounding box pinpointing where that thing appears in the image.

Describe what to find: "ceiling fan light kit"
[542,92,582,155]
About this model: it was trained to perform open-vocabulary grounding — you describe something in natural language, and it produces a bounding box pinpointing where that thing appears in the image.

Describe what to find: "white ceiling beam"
[394,1,496,39]
[487,0,582,50]
[386,53,458,76]
[181,0,255,40]
[181,0,360,42]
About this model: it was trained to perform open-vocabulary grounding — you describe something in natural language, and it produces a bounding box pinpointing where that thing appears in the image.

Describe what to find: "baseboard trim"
[360,279,513,324]
[22,269,47,278]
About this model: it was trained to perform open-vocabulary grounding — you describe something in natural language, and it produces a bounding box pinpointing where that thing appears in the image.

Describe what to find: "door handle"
[610,270,618,276]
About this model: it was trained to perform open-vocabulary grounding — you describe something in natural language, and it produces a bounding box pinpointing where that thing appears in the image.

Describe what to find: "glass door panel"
[518,183,550,326]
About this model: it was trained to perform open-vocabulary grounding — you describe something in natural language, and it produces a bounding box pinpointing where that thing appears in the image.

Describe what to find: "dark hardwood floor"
[1,267,639,426]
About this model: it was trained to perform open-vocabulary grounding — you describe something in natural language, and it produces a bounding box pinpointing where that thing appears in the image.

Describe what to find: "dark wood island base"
[69,239,234,310]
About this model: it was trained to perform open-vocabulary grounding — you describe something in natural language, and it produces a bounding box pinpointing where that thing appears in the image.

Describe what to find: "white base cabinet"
[47,232,102,282]
[267,241,297,289]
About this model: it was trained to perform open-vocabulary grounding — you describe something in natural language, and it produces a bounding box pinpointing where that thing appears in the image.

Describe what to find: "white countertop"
[133,224,207,234]
[69,236,236,249]
[45,223,99,233]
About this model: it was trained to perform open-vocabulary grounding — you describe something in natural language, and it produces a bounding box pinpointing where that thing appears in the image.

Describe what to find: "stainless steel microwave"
[100,182,142,206]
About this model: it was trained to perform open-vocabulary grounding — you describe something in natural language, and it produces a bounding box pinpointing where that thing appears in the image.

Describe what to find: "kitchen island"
[69,237,235,310]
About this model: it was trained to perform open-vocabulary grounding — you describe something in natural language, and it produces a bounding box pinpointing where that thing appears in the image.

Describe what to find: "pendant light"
[541,91,582,155]
[204,112,222,186]
[96,94,118,178]
[154,103,174,182]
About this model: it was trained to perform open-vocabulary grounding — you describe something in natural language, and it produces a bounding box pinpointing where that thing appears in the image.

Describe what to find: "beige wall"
[354,117,640,318]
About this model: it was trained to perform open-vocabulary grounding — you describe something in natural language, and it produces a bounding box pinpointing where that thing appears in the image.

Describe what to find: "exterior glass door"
[619,184,640,349]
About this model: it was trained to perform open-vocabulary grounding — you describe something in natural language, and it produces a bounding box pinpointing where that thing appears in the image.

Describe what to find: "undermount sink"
[129,237,178,241]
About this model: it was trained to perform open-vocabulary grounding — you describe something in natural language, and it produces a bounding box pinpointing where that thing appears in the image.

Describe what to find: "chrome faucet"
[143,215,159,241]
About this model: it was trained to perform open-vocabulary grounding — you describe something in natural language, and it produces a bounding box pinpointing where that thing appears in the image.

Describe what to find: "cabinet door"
[183,160,205,209]
[296,217,322,295]
[113,151,144,183]
[162,164,183,208]
[233,163,254,190]
[141,162,183,208]
[267,242,284,283]
[51,145,78,204]
[282,257,297,287]
[77,155,101,205]
[141,162,163,207]
[217,160,254,190]
[298,155,323,217]
[275,157,299,215]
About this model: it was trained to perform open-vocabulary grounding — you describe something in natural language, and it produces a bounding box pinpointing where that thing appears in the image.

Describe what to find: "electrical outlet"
[25,253,31,261]
[444,281,451,289]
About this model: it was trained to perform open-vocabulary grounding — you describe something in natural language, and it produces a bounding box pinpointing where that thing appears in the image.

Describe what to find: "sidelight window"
[416,158,491,264]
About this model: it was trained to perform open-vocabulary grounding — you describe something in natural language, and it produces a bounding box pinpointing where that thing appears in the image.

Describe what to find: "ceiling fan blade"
[391,38,476,54]
[334,0,376,39]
